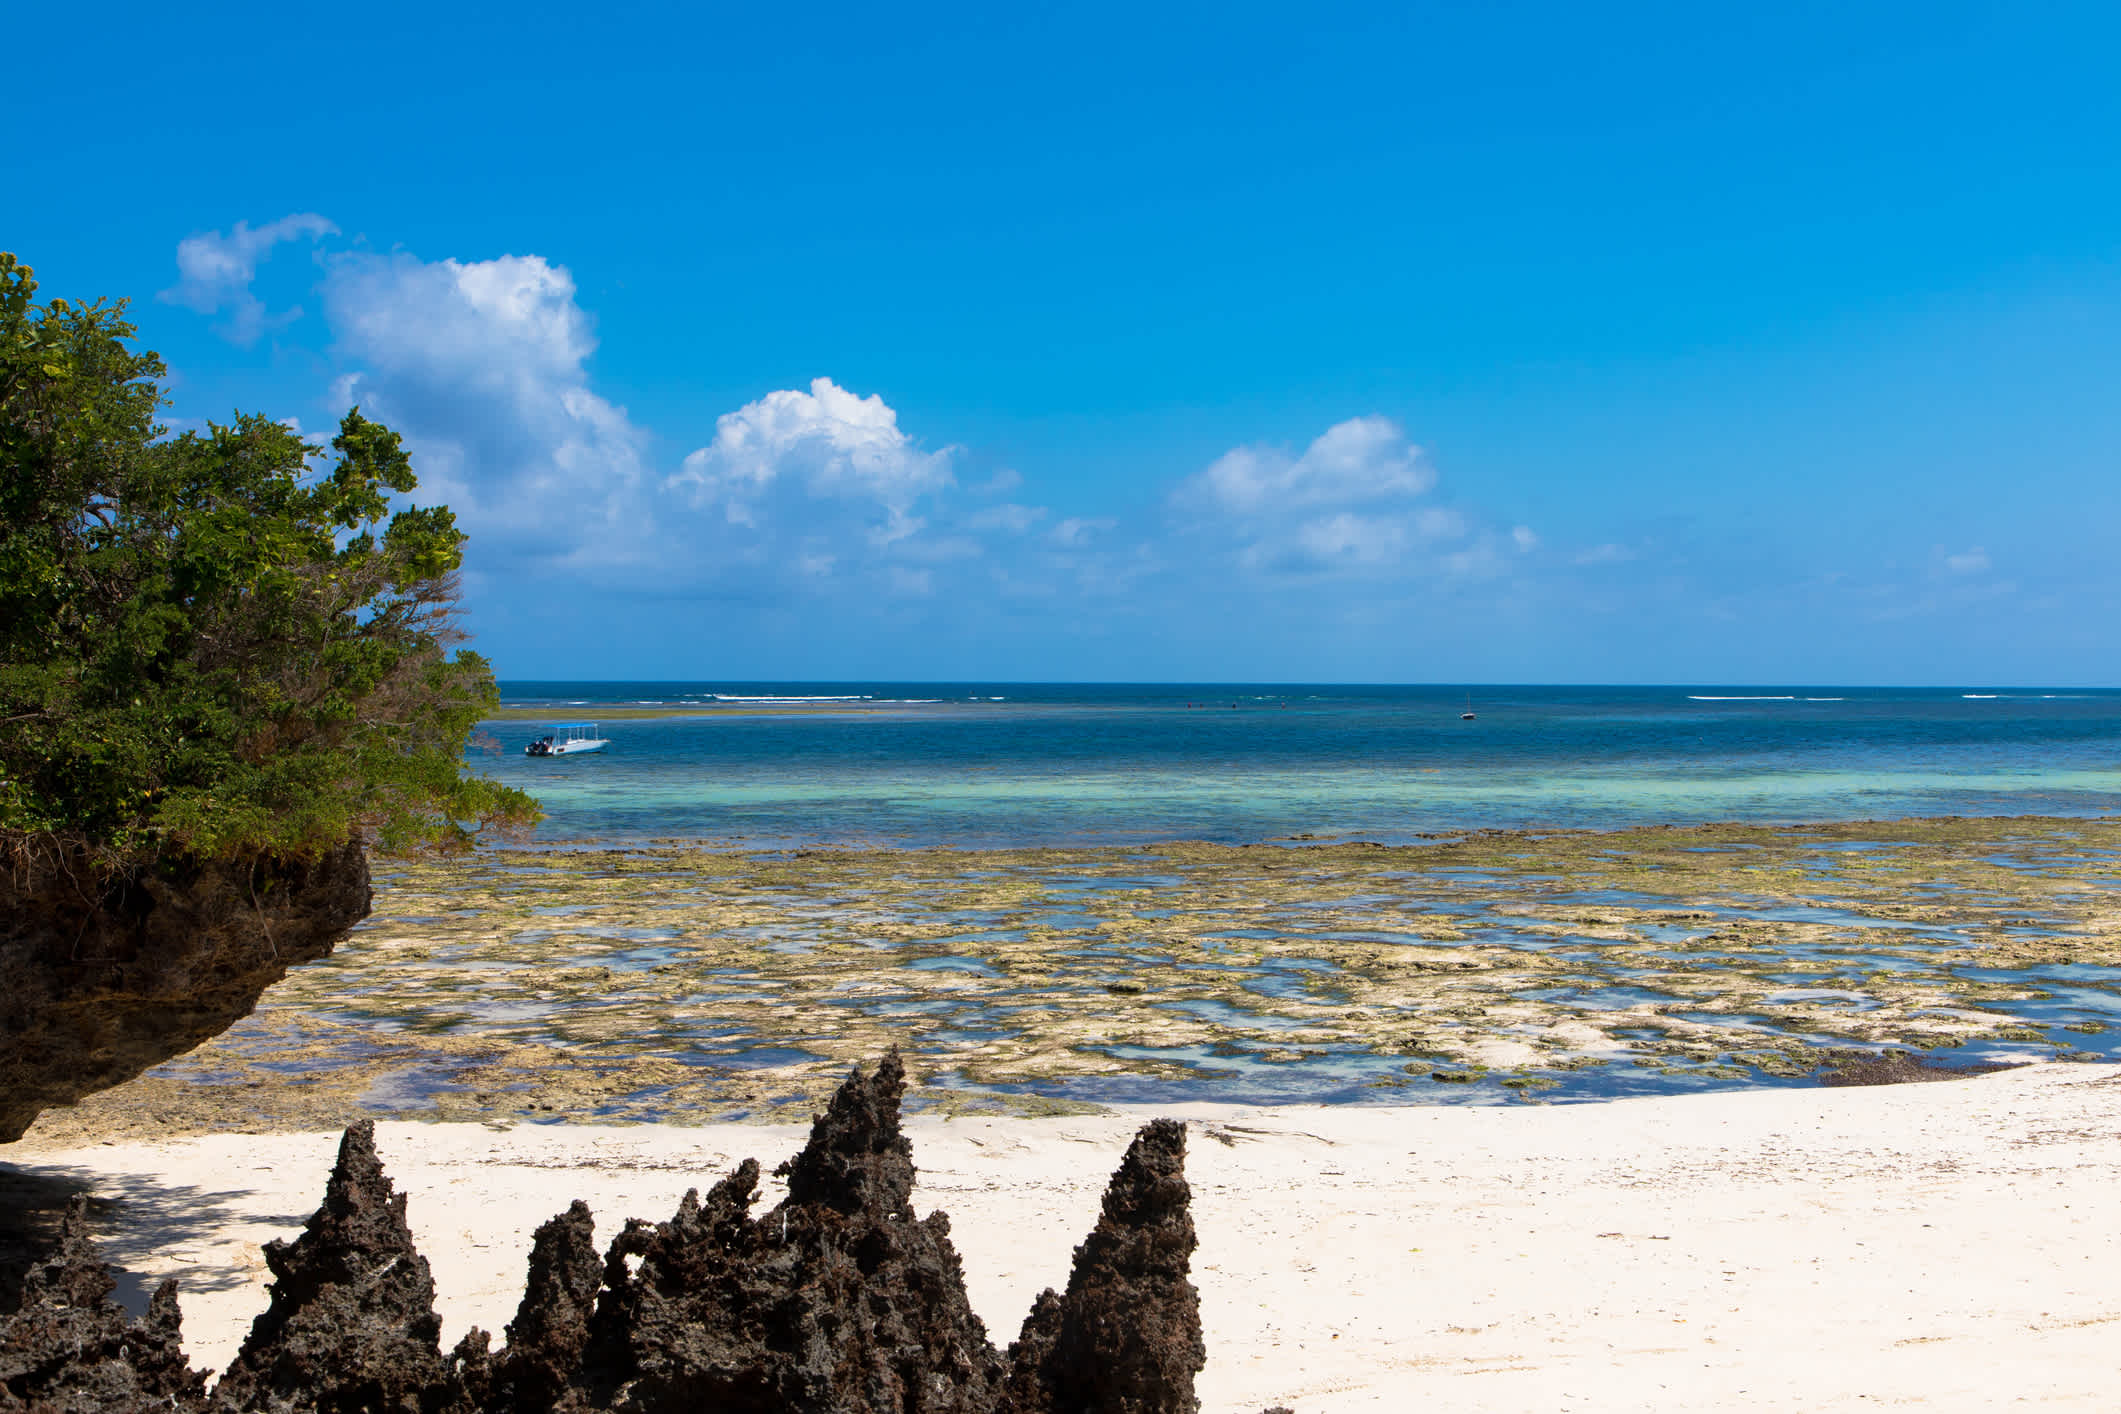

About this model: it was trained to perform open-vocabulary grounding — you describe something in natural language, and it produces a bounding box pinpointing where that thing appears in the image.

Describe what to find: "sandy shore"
[9,1062,2120,1411]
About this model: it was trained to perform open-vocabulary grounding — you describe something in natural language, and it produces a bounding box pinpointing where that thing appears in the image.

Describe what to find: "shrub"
[0,251,538,862]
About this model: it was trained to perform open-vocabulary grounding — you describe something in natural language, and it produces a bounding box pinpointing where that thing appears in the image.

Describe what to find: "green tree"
[0,252,539,863]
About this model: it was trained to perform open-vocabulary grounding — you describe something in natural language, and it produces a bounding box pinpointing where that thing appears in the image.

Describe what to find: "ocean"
[482,683,2121,847]
[147,682,2120,1120]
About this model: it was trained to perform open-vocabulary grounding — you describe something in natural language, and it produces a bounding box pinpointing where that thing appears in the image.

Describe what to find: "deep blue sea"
[481,684,2121,847]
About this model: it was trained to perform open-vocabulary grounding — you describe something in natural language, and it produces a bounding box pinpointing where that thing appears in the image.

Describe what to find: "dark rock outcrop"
[213,1120,459,1413]
[0,837,373,1141]
[576,1052,1004,1411]
[485,1201,602,1413]
[0,1055,1222,1413]
[0,1195,207,1412]
[1818,1050,2013,1086]
[997,1119,1204,1414]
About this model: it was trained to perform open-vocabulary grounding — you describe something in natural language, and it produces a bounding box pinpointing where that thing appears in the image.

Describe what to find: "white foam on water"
[710,694,872,703]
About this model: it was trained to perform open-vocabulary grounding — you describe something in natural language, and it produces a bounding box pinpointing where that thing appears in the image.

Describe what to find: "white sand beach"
[10,1062,2120,1412]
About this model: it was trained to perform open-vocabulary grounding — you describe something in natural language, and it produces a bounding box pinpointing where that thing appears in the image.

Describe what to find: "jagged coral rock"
[0,838,372,1142]
[213,1120,454,1413]
[580,1053,1004,1412]
[997,1119,1205,1414]
[486,1201,601,1414]
[3,1055,1217,1413]
[0,1194,206,1412]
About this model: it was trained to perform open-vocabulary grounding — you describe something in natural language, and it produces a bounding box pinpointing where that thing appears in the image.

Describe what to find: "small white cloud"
[887,566,934,595]
[1572,543,1635,566]
[161,213,338,345]
[1176,415,1433,516]
[976,468,1023,494]
[1442,538,1508,577]
[900,535,985,562]
[1511,525,1539,552]
[1051,516,1116,547]
[1289,512,1409,565]
[1172,415,1498,580]
[966,503,1046,533]
[1945,547,1990,574]
[1416,508,1468,540]
[668,377,954,548]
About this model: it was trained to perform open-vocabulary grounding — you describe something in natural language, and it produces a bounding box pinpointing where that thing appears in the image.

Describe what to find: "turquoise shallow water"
[481,683,2121,846]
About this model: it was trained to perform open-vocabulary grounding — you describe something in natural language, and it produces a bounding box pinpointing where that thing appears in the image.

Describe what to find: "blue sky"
[10,1,2121,682]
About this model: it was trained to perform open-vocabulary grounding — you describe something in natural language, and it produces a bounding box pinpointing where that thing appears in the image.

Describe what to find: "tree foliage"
[0,252,539,860]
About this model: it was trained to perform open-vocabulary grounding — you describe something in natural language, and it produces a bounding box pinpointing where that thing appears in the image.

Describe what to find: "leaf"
[2,284,539,860]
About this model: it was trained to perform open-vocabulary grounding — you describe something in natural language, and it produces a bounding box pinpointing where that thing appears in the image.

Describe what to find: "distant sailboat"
[1460,692,1476,722]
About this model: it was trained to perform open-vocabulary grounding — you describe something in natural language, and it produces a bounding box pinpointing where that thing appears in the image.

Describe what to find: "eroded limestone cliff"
[0,838,372,1142]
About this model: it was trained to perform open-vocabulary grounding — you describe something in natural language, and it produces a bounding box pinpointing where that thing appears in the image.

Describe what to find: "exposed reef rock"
[213,1120,461,1413]
[0,1055,1221,1412]
[0,837,372,1141]
[998,1119,1204,1414]
[485,1201,601,1413]
[577,1053,1004,1411]
[1818,1050,2014,1087]
[0,1195,207,1412]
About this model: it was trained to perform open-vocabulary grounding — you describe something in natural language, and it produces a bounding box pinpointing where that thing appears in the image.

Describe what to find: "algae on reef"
[24,816,2121,1141]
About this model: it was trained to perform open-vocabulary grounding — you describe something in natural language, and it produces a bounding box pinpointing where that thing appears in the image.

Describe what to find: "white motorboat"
[525,723,609,757]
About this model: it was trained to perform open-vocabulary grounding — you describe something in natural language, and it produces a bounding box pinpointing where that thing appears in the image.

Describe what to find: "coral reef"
[0,1195,206,1412]
[0,838,372,1142]
[36,816,2117,1143]
[1818,1050,2013,1086]
[0,1056,1216,1413]
[212,1120,459,1413]
[1001,1120,1203,1414]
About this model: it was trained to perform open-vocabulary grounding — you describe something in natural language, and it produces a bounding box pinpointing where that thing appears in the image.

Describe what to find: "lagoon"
[479,683,2121,848]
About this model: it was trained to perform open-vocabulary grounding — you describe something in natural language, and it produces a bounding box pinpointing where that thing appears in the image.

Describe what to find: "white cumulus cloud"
[1178,415,1434,516]
[320,250,649,568]
[1174,416,1482,578]
[163,221,1059,608]
[668,378,955,549]
[159,213,338,345]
